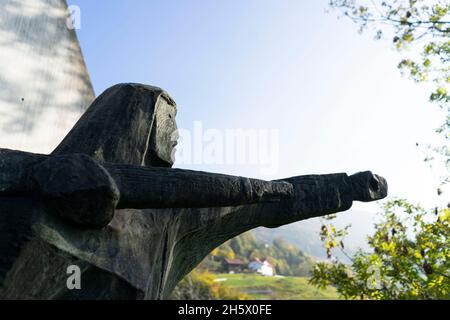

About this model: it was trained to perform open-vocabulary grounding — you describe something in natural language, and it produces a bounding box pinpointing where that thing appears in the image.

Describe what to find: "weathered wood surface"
[1,148,294,227]
[0,84,388,299]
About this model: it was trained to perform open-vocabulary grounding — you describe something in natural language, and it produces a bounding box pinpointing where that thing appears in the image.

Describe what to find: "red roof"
[224,259,244,265]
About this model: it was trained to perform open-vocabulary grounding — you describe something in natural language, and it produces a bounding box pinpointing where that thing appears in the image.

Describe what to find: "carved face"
[146,97,178,167]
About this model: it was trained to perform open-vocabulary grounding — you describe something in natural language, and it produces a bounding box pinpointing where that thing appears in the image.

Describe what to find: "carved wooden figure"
[0,83,387,299]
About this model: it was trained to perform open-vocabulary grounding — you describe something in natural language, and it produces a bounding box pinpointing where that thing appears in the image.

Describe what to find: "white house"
[248,258,274,277]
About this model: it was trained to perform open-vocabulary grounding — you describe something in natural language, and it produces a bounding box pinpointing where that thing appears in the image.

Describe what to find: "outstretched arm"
[262,171,387,228]
[0,148,387,230]
[187,171,388,236]
[0,149,293,228]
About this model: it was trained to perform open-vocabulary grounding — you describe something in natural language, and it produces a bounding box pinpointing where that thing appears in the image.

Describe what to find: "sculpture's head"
[53,83,179,168]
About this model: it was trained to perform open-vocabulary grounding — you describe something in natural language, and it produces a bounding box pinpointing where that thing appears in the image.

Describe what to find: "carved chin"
[156,147,176,167]
[146,153,174,168]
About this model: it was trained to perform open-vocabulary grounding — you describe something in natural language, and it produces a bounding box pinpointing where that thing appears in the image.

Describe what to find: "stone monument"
[0,0,388,300]
[0,83,388,299]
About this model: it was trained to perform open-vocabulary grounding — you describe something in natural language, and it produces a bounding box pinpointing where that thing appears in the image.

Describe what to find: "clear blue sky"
[68,0,446,219]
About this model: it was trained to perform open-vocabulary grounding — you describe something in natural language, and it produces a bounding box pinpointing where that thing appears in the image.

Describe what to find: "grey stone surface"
[0,0,94,154]
[0,83,388,299]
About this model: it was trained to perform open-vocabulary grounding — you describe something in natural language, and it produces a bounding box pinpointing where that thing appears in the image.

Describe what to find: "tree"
[310,200,450,299]
[329,1,449,169]
[309,0,450,300]
[329,0,449,111]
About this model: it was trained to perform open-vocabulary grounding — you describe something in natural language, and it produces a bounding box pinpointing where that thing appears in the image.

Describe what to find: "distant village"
[199,232,315,278]
[223,258,275,277]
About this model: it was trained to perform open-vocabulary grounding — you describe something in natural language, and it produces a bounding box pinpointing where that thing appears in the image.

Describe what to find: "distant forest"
[197,231,316,277]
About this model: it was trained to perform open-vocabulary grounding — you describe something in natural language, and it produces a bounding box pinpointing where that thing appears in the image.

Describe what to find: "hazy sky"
[68,0,447,219]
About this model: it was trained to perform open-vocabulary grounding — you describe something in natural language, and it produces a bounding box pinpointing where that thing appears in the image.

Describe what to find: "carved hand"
[258,171,388,228]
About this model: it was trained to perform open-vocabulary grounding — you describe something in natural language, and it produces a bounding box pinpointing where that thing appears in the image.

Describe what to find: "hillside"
[213,274,340,300]
[253,209,378,261]
[198,231,316,277]
[179,210,378,300]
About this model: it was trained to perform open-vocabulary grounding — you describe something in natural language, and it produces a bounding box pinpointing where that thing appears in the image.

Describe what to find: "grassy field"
[213,273,341,300]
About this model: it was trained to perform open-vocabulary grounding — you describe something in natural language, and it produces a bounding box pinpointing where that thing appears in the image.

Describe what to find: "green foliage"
[310,200,450,300]
[320,219,351,259]
[313,0,450,301]
[329,0,450,138]
[271,238,314,276]
[211,274,340,300]
[170,270,249,300]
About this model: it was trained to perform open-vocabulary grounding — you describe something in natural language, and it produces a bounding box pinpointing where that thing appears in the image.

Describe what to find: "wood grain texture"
[0,83,388,299]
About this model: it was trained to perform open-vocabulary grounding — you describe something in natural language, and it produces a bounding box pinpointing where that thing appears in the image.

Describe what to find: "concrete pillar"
[0,0,94,153]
